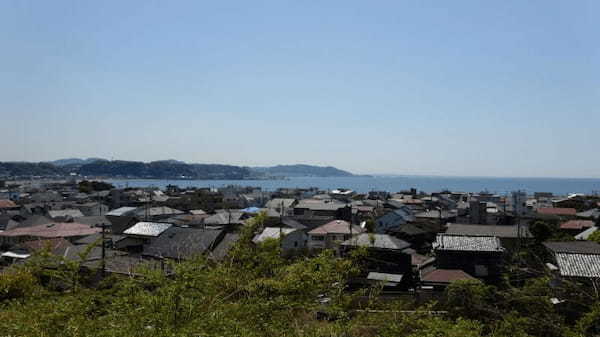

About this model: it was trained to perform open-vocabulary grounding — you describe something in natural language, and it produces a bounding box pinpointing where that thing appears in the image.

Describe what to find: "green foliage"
[588,231,600,244]
[3,220,600,336]
[78,180,114,193]
[0,266,41,301]
[530,220,574,243]
[443,280,495,321]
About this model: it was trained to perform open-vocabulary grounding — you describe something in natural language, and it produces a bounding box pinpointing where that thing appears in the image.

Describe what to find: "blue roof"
[241,207,261,213]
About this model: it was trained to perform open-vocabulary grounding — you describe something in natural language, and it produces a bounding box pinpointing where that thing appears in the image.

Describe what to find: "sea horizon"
[105,175,600,196]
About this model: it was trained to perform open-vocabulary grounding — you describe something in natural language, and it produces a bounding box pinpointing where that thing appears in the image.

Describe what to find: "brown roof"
[537,207,577,216]
[421,269,476,284]
[308,220,364,235]
[560,220,595,230]
[0,222,101,238]
[0,199,18,209]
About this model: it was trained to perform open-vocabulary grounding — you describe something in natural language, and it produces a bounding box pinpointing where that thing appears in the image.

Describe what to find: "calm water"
[106,176,600,196]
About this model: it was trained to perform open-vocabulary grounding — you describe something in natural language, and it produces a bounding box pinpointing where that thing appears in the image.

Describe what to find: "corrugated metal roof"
[555,253,600,278]
[123,222,172,237]
[434,234,504,252]
[106,207,138,217]
[367,272,403,284]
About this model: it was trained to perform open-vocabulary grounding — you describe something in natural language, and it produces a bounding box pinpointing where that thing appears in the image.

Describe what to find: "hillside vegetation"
[1,217,599,336]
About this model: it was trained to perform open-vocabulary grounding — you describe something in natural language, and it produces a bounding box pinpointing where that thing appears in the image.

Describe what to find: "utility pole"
[101,222,106,277]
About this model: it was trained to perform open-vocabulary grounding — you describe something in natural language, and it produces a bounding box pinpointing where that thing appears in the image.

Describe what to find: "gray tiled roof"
[555,253,600,278]
[123,222,172,237]
[434,234,504,252]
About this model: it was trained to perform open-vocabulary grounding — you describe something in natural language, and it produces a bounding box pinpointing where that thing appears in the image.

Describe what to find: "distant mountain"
[0,160,357,179]
[252,164,354,177]
[0,160,255,180]
[49,158,106,166]
[0,162,65,177]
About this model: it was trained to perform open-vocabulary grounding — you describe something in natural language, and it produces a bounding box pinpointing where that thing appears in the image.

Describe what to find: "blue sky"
[1,0,598,177]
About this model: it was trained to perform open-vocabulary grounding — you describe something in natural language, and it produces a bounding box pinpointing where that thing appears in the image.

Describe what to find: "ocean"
[106,176,600,196]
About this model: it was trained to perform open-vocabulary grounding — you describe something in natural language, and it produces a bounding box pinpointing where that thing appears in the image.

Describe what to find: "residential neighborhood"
[2,178,600,298]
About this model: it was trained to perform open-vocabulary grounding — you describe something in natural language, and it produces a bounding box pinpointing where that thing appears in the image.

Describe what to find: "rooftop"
[445,223,532,239]
[123,222,172,237]
[555,253,600,278]
[560,220,595,230]
[0,199,18,209]
[252,227,298,244]
[0,222,101,238]
[308,220,364,235]
[537,207,577,216]
[543,241,600,254]
[434,234,504,252]
[341,233,411,251]
[421,269,477,284]
[143,227,223,260]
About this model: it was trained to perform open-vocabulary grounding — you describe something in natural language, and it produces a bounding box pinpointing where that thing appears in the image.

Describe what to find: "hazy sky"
[1,1,598,177]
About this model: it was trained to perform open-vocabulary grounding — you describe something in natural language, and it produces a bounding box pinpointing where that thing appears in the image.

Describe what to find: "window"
[312,235,325,241]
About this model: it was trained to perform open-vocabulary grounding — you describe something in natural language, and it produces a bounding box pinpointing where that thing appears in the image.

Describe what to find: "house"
[142,227,225,260]
[48,209,85,221]
[415,209,457,224]
[75,202,109,216]
[420,269,478,290]
[106,207,139,234]
[374,207,416,233]
[543,241,600,280]
[445,223,533,250]
[14,237,73,256]
[0,222,101,245]
[537,207,577,217]
[210,233,241,261]
[265,198,297,217]
[293,200,351,227]
[134,206,185,221]
[575,226,598,240]
[203,211,248,227]
[577,209,600,219]
[115,222,172,251]
[252,227,307,252]
[0,199,19,213]
[307,220,364,250]
[106,207,138,217]
[433,234,505,278]
[341,234,412,274]
[559,220,595,235]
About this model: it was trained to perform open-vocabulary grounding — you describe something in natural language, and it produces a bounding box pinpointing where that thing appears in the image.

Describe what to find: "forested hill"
[0,160,255,180]
[252,164,355,177]
[1,160,357,179]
